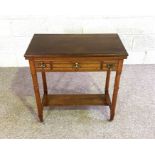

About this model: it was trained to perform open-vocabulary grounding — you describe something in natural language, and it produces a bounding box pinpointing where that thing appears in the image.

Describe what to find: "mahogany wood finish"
[41,71,48,106]
[29,60,43,122]
[42,94,110,106]
[25,34,128,122]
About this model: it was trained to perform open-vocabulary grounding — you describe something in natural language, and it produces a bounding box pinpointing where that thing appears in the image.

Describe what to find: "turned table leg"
[29,60,43,122]
[41,71,48,106]
[105,68,111,95]
[42,71,48,94]
[110,60,123,121]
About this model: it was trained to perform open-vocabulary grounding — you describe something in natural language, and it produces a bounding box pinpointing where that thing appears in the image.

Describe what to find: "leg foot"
[39,115,43,122]
[110,110,114,121]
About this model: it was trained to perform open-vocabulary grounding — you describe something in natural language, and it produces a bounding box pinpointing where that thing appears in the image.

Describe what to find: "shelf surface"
[42,94,111,106]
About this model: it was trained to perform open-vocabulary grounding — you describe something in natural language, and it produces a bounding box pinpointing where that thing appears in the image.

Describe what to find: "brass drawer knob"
[106,64,114,69]
[73,62,80,68]
[40,62,46,68]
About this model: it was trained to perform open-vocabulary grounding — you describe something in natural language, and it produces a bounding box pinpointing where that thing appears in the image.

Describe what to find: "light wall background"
[0,0,155,66]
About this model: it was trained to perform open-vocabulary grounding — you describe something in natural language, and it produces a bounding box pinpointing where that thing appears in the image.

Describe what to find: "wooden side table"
[24,34,128,122]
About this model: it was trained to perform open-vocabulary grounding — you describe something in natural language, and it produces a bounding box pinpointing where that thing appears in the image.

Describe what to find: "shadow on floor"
[11,67,108,120]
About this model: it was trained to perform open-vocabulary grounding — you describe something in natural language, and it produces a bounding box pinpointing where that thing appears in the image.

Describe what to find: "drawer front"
[35,61,52,71]
[102,61,118,71]
[52,61,101,71]
[34,60,118,71]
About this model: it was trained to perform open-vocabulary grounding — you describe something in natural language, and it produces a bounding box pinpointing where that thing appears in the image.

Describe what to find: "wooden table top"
[24,34,128,59]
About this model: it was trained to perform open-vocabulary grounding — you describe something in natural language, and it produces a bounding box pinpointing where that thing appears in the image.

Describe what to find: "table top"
[24,34,128,59]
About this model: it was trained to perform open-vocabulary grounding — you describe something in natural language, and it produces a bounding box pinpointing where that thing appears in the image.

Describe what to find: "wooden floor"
[42,94,110,106]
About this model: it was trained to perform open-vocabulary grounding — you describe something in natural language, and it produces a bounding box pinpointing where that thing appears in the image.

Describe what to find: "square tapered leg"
[110,60,123,121]
[29,60,43,122]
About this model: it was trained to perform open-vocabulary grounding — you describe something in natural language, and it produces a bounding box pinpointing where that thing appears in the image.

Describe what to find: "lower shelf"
[42,94,111,106]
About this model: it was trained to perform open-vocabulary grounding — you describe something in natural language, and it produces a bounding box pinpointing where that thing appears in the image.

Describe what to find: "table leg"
[110,60,123,121]
[105,68,111,95]
[29,60,43,122]
[41,71,48,106]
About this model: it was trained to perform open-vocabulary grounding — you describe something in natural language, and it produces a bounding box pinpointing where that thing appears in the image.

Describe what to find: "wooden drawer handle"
[73,62,80,68]
[106,64,114,69]
[40,62,46,68]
